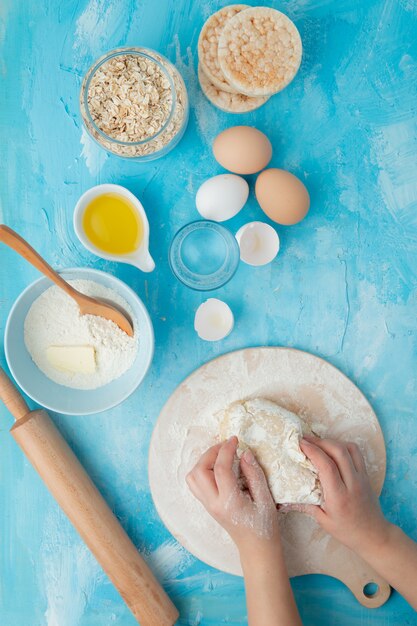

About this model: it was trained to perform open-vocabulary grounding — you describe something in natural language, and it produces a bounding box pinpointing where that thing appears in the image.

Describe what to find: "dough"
[218,398,322,504]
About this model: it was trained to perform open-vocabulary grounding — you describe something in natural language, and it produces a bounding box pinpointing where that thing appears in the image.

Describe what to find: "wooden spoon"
[0,225,134,337]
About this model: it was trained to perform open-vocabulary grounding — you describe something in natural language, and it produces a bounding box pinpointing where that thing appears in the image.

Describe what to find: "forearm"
[357,523,417,609]
[239,538,302,626]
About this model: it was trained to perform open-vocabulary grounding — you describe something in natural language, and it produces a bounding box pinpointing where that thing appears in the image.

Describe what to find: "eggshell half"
[235,221,280,266]
[255,168,310,225]
[196,174,249,221]
[213,126,272,175]
[194,299,234,341]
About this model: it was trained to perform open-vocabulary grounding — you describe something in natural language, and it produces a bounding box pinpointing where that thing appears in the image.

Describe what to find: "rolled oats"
[198,63,269,113]
[80,48,188,159]
[198,4,249,94]
[218,7,302,97]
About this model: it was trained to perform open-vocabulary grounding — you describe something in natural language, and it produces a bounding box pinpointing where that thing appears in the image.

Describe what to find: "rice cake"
[198,4,249,94]
[198,64,269,113]
[218,7,302,97]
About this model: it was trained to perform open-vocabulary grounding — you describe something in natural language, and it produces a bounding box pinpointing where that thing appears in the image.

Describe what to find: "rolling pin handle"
[0,367,30,421]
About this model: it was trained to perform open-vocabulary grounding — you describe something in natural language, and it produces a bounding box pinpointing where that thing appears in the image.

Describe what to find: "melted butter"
[83,193,143,255]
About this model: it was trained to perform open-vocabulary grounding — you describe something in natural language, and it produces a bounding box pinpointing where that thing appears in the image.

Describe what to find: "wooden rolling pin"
[0,367,179,626]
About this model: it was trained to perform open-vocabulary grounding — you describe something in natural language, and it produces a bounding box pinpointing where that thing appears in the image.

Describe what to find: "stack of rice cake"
[198,5,302,113]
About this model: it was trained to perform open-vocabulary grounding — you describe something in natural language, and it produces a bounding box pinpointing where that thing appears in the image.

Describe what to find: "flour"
[24,279,138,389]
[225,484,276,540]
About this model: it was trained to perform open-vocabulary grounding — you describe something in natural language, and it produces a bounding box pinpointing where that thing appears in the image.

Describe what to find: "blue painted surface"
[1,0,417,624]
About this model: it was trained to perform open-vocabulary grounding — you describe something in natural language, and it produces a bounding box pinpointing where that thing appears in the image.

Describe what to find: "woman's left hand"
[186,436,279,552]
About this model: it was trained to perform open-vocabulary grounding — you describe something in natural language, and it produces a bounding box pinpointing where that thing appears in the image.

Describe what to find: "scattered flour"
[24,279,138,389]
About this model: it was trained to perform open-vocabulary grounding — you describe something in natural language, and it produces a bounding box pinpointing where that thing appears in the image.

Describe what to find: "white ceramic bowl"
[4,268,154,415]
[73,184,155,272]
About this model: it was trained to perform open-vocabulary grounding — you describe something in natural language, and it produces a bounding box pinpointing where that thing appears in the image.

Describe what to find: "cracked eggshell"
[194,298,234,341]
[196,174,249,222]
[235,221,280,266]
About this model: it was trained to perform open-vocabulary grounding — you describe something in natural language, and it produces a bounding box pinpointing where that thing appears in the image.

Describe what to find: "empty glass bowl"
[169,221,240,291]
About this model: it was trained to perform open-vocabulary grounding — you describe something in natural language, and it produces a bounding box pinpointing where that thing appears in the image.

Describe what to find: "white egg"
[196,174,249,222]
[235,221,280,266]
[194,299,234,341]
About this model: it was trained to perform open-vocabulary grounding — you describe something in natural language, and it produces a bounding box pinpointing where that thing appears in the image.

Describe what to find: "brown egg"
[255,168,310,225]
[213,126,272,175]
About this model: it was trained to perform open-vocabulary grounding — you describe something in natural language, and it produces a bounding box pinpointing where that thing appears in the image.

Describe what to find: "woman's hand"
[290,436,417,611]
[186,436,279,552]
[187,436,302,626]
[287,436,391,554]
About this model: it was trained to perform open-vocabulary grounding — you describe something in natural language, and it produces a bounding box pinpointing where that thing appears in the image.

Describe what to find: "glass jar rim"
[82,47,177,147]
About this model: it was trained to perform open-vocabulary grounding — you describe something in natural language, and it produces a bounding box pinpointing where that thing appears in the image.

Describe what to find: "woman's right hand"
[286,436,392,554]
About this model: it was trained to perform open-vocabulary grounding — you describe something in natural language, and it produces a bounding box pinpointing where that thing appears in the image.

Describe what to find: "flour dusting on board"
[149,348,386,576]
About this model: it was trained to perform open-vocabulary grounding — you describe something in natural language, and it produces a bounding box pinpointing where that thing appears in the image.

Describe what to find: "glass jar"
[80,47,189,162]
[169,221,240,291]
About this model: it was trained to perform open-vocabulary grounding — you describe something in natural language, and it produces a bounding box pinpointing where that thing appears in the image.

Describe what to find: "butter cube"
[46,345,96,374]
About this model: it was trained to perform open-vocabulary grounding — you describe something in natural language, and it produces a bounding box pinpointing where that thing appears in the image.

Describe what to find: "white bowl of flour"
[4,268,154,415]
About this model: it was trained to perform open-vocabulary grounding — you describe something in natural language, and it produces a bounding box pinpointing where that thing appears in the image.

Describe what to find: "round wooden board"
[149,348,390,608]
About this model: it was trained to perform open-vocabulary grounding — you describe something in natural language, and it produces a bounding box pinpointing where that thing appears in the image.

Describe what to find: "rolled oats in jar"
[80,47,189,161]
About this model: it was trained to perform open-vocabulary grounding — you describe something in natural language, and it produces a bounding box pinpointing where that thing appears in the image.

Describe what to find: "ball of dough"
[218,398,322,504]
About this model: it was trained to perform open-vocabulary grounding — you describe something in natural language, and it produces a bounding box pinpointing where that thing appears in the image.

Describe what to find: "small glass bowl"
[169,221,240,291]
[80,47,189,162]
